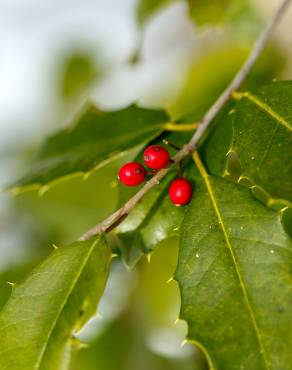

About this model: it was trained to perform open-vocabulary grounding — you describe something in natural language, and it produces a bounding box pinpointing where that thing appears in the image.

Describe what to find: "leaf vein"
[239,91,291,132]
[35,238,100,370]
[193,152,270,370]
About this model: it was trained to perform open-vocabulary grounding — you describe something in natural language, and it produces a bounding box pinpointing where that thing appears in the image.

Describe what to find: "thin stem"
[163,139,181,151]
[146,170,157,175]
[187,0,291,152]
[163,139,183,177]
[178,161,183,178]
[79,0,290,241]
[164,122,198,131]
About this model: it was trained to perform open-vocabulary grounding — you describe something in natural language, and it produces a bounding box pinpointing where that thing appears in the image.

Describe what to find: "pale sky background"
[0,0,291,359]
[0,0,291,154]
[0,0,291,272]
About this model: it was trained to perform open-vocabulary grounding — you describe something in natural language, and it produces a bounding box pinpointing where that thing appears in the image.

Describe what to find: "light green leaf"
[70,241,206,370]
[169,47,248,121]
[187,0,257,28]
[10,104,168,192]
[0,236,111,370]
[58,51,101,100]
[232,81,292,203]
[175,155,292,370]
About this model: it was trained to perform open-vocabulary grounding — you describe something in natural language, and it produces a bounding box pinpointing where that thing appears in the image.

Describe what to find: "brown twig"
[163,139,181,151]
[79,0,291,241]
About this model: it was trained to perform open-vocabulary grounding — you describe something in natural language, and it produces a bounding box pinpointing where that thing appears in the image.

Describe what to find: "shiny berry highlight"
[143,145,170,170]
[168,178,192,206]
[118,162,146,186]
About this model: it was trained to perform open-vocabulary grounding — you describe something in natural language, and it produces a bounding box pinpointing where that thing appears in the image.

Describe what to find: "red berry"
[118,162,146,186]
[169,178,192,206]
[143,145,170,170]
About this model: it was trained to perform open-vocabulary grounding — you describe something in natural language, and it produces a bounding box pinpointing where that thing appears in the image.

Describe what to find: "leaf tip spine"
[7,281,16,287]
[180,339,188,348]
[222,169,230,177]
[226,148,233,156]
[279,206,289,214]
[83,172,90,180]
[38,185,49,197]
[172,274,178,282]
[110,180,118,189]
[146,252,153,263]
[95,311,103,319]
[174,317,180,325]
[231,91,244,100]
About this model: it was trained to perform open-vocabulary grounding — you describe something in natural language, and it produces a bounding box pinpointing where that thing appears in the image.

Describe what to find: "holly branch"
[79,0,291,241]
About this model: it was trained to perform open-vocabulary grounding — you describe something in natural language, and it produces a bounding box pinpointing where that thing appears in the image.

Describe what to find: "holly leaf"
[175,159,292,369]
[199,102,234,176]
[232,81,292,203]
[114,172,186,267]
[0,236,111,370]
[10,104,169,192]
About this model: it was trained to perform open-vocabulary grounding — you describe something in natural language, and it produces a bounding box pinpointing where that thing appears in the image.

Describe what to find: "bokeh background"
[0,0,291,369]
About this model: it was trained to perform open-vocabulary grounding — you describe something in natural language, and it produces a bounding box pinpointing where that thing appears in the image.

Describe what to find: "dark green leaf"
[176,162,292,369]
[114,172,186,267]
[200,102,234,176]
[0,236,110,370]
[281,207,292,239]
[70,243,206,370]
[113,133,198,267]
[232,81,292,203]
[10,105,168,192]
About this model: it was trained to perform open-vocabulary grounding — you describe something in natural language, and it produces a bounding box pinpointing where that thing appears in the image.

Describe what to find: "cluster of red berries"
[118,145,193,206]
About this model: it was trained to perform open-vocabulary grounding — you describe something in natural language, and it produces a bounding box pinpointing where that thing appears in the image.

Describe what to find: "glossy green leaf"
[199,102,234,177]
[70,243,205,370]
[231,81,292,203]
[10,104,168,192]
[176,163,292,369]
[281,207,292,239]
[0,236,110,370]
[114,172,186,267]
[112,133,196,267]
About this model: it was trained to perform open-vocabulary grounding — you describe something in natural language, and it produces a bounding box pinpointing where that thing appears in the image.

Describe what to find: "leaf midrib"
[193,152,270,370]
[35,237,100,370]
[41,123,165,158]
[236,91,292,132]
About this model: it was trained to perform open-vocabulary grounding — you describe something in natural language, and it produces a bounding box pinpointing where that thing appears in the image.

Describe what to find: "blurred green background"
[0,0,291,369]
